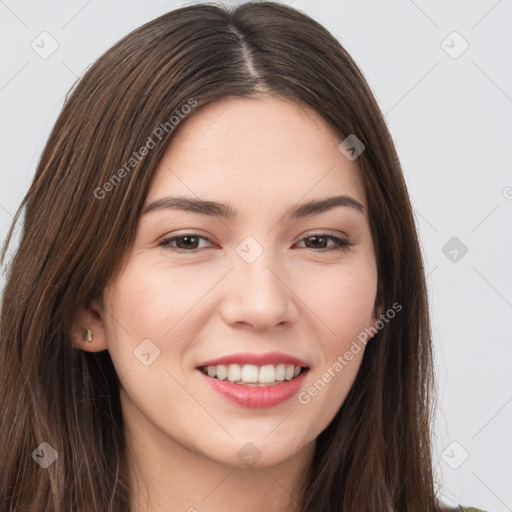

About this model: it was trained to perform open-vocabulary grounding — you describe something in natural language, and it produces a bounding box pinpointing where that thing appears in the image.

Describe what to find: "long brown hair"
[0,2,446,510]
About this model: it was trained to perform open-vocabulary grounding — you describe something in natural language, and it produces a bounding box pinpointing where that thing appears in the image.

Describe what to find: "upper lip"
[196,351,309,368]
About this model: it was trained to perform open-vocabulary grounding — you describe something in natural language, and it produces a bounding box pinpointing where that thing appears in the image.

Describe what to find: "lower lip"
[198,369,309,408]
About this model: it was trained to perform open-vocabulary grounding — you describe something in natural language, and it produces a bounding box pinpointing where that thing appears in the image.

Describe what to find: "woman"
[0,2,489,511]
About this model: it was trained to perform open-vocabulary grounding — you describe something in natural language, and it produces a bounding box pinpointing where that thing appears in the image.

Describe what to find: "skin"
[74,95,383,512]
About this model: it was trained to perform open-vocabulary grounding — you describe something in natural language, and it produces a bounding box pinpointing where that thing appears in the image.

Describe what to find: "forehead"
[146,96,366,210]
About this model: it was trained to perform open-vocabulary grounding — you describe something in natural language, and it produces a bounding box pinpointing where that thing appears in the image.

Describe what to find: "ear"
[70,298,109,352]
[371,282,385,324]
[373,303,385,322]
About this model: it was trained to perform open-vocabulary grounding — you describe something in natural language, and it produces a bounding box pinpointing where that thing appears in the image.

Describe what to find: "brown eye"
[296,234,352,252]
[159,234,211,253]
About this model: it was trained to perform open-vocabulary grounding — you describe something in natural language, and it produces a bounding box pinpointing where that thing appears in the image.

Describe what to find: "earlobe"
[82,327,94,343]
[70,299,109,352]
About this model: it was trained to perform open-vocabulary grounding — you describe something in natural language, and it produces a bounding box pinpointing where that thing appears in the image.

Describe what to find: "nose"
[219,249,299,332]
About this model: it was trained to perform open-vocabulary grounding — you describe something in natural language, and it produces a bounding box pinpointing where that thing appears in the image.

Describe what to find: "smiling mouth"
[198,363,309,387]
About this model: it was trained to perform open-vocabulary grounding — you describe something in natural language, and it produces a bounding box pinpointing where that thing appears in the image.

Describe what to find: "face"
[79,95,382,469]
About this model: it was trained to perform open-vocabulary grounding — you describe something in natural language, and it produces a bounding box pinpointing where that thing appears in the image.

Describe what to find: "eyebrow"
[143,194,365,220]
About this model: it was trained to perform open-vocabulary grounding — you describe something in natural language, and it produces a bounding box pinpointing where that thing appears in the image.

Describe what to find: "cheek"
[335,274,377,337]
[103,262,217,374]
[105,272,166,342]
[298,260,378,346]
[106,260,195,335]
[102,267,201,419]
[293,262,377,433]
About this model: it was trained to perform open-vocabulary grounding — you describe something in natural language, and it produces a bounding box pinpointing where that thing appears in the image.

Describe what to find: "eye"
[158,234,213,253]
[294,233,353,253]
[158,232,353,254]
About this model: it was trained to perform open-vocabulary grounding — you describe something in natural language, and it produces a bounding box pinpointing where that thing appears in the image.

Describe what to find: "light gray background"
[1,1,511,511]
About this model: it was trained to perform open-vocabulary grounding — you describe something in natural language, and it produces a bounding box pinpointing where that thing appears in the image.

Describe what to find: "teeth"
[275,364,286,381]
[202,363,305,384]
[227,364,241,382]
[258,364,275,383]
[216,364,227,381]
[241,364,259,383]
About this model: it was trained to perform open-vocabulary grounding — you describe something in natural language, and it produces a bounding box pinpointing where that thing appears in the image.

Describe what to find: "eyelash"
[158,233,353,254]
